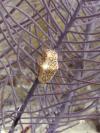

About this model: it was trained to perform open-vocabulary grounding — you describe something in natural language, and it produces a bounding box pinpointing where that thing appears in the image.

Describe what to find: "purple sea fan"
[0,0,100,133]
